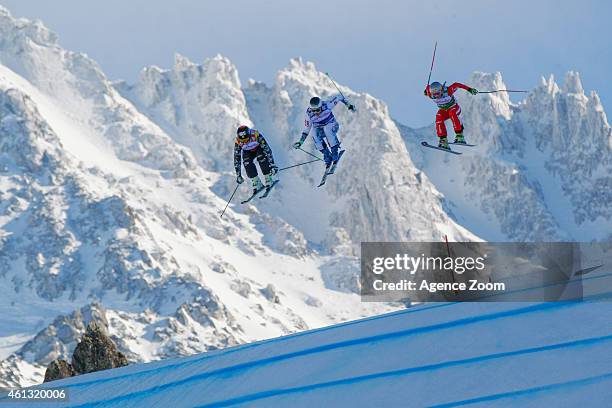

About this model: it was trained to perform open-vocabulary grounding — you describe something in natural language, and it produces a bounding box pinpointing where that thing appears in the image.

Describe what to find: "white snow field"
[4,268,612,408]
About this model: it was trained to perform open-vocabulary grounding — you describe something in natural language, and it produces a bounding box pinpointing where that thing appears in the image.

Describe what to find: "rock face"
[0,7,196,173]
[43,322,128,383]
[43,360,75,383]
[71,322,128,375]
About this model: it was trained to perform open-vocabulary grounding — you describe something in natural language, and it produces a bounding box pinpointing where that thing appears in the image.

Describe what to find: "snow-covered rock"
[0,6,197,174]
[117,54,251,171]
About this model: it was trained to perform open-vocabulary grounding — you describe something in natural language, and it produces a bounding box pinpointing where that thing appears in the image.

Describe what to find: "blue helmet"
[430,82,444,98]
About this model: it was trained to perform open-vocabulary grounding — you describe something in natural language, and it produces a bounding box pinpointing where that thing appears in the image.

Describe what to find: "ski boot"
[264,173,275,187]
[251,177,265,195]
[454,133,466,144]
[330,144,341,162]
[438,137,450,150]
[320,147,333,170]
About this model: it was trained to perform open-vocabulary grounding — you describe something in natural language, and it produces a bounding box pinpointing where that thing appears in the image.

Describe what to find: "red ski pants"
[435,104,463,138]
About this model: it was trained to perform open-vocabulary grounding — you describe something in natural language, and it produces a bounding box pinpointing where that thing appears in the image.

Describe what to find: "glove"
[270,165,278,175]
[293,140,303,149]
[347,103,356,112]
[423,88,428,96]
[469,88,479,95]
[236,174,244,184]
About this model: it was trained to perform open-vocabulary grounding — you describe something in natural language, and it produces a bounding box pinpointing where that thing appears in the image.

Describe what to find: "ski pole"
[219,183,239,219]
[478,90,528,94]
[426,41,438,86]
[444,234,459,294]
[324,72,347,100]
[298,147,323,161]
[278,158,320,172]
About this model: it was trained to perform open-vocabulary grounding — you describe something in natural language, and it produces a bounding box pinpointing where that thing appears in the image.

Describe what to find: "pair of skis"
[240,180,279,204]
[240,147,343,203]
[421,141,476,155]
[317,150,345,187]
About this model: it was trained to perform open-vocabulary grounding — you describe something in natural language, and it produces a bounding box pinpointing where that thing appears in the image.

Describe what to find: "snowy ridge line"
[63,293,612,407]
[49,302,456,390]
[430,371,612,408]
[193,334,612,408]
[459,269,612,301]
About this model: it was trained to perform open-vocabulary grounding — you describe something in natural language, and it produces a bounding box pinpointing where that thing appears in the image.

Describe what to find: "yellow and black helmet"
[236,125,250,142]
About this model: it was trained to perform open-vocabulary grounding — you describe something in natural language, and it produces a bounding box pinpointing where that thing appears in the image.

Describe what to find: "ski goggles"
[311,106,322,113]
[237,129,249,138]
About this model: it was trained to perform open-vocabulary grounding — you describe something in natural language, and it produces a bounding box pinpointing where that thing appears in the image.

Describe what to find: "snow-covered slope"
[6,268,612,407]
[399,72,612,241]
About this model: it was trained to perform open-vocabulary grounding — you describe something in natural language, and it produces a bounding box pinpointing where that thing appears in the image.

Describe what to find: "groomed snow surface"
[6,271,612,408]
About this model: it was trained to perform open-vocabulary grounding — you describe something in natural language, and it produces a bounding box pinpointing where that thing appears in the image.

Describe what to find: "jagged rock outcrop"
[17,303,108,366]
[43,360,75,383]
[71,322,128,375]
[0,6,197,174]
[43,321,128,383]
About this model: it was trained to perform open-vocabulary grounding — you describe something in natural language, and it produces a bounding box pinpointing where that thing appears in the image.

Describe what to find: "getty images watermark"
[361,242,612,302]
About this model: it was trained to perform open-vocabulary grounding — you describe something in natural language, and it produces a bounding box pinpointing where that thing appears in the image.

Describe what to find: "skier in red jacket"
[424,81,478,149]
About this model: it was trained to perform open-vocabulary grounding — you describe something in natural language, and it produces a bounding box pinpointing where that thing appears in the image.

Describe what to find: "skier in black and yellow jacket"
[234,125,278,195]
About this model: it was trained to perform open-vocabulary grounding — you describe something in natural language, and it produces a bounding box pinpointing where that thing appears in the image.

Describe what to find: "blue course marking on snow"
[194,334,612,408]
[60,270,612,393]
[46,274,612,400]
[60,302,458,390]
[60,269,612,398]
[66,294,612,408]
[429,371,612,408]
